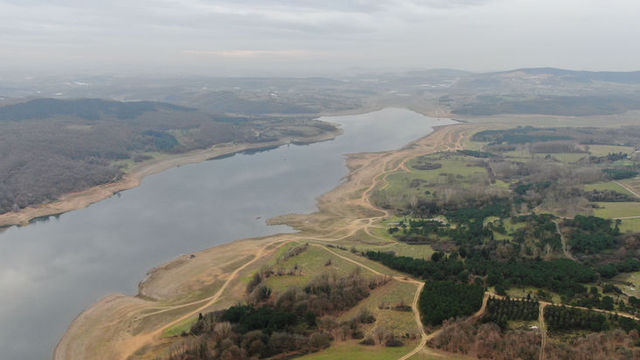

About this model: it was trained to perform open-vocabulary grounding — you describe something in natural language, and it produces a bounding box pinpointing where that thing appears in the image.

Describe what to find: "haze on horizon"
[0,0,639,77]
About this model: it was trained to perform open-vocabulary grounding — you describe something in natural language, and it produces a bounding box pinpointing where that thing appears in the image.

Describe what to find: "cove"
[0,108,454,359]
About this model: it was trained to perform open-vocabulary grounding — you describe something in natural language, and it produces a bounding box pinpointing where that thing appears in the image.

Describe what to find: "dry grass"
[297,341,417,360]
[339,279,419,336]
[593,202,640,218]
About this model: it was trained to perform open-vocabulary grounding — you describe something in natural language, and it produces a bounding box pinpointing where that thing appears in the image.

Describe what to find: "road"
[614,180,640,198]
[539,303,547,360]
[553,220,576,261]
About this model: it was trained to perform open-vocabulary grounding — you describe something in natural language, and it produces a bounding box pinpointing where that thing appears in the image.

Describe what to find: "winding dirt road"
[318,244,493,360]
[118,242,287,360]
[539,303,547,360]
[55,124,477,360]
[318,245,428,360]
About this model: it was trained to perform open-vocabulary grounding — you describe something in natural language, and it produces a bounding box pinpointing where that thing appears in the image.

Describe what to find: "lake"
[0,108,454,359]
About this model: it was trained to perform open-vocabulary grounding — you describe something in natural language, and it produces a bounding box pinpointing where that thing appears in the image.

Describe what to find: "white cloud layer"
[0,0,638,75]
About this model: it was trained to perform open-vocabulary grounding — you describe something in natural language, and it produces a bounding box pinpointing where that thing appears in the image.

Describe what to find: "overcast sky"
[1,0,639,76]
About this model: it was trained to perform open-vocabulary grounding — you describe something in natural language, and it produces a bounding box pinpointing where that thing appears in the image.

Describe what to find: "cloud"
[0,0,639,74]
[182,49,321,58]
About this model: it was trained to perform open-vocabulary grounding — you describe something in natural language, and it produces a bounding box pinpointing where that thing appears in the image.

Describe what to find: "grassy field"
[494,179,510,189]
[593,202,640,219]
[265,241,302,265]
[132,302,204,336]
[162,316,198,338]
[388,243,435,260]
[619,177,640,195]
[504,286,562,304]
[508,319,540,331]
[368,226,400,243]
[503,143,635,163]
[262,245,367,293]
[503,149,588,163]
[613,271,640,298]
[537,153,587,163]
[343,228,395,247]
[502,149,531,160]
[587,145,635,157]
[297,341,416,360]
[167,279,226,305]
[319,246,406,277]
[585,181,635,197]
[461,137,487,151]
[339,279,419,336]
[408,348,475,360]
[496,218,526,240]
[620,218,640,233]
[374,153,490,211]
[406,157,489,180]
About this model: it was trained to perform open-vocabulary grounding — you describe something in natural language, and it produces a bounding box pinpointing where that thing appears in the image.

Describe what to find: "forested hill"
[0,98,336,215]
[0,98,193,122]
[448,68,640,116]
[505,68,640,84]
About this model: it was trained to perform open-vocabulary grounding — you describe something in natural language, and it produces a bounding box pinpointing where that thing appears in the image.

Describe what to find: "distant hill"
[452,94,640,116]
[499,67,640,84]
[448,67,640,116]
[0,98,193,122]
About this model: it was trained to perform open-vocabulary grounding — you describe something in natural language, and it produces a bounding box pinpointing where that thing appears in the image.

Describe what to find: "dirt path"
[318,244,494,360]
[615,215,640,220]
[317,245,427,360]
[547,302,640,321]
[398,281,427,360]
[352,126,468,241]
[553,220,576,261]
[615,180,640,198]
[539,303,547,360]
[117,241,284,360]
[490,291,640,323]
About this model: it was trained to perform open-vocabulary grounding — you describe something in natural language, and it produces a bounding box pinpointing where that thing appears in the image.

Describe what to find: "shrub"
[309,332,331,350]
[360,337,376,346]
[385,337,404,347]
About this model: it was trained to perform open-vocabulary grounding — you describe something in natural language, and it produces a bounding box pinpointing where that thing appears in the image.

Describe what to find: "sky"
[0,0,639,76]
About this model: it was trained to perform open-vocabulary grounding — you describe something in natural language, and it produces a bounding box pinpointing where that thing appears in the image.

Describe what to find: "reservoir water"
[0,108,453,359]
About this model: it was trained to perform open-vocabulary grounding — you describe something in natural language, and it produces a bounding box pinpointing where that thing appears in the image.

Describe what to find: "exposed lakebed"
[0,108,453,359]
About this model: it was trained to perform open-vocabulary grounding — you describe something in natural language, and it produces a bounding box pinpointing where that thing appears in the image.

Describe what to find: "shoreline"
[0,128,342,229]
[53,121,472,360]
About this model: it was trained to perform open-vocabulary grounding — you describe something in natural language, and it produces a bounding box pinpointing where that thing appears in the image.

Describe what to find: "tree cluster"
[544,329,640,360]
[418,280,484,326]
[365,249,598,300]
[544,305,640,333]
[564,215,620,254]
[170,270,388,360]
[482,297,539,329]
[428,318,540,360]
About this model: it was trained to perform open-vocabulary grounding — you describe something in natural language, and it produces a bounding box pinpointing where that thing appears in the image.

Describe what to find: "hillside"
[438,68,640,117]
[0,98,338,216]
